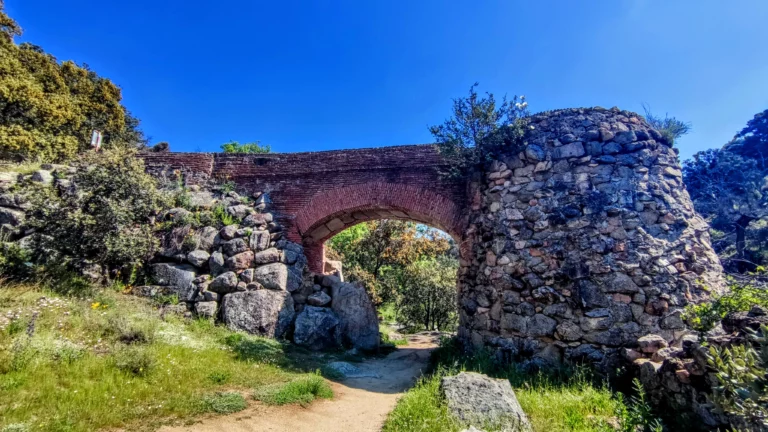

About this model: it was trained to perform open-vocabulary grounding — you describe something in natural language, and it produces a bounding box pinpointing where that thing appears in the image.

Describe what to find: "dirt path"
[159,333,439,432]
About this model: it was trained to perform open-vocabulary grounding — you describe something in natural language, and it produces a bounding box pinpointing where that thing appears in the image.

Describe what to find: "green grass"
[253,372,333,406]
[383,338,658,432]
[202,392,248,414]
[0,283,331,432]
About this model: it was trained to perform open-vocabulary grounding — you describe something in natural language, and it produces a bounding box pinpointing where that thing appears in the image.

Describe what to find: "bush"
[253,373,333,406]
[642,104,691,146]
[113,346,154,376]
[220,141,270,154]
[104,315,155,345]
[202,392,248,414]
[25,147,170,281]
[0,242,32,280]
[684,278,768,332]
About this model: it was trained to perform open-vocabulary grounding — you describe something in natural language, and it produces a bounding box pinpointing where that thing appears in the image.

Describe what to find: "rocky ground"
[159,333,440,432]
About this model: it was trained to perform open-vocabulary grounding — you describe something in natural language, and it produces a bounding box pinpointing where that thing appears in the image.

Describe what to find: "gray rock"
[208,271,239,294]
[222,290,294,338]
[253,263,301,292]
[527,314,557,337]
[226,251,254,270]
[325,361,381,378]
[249,230,270,252]
[0,207,24,226]
[307,291,332,307]
[222,238,248,256]
[31,170,53,185]
[186,250,210,268]
[209,251,225,276]
[240,268,255,283]
[227,204,252,219]
[293,306,342,350]
[198,226,219,251]
[219,225,239,240]
[195,301,218,319]
[253,247,281,265]
[131,285,176,298]
[242,213,270,229]
[441,372,532,431]
[331,282,379,351]
[638,334,668,353]
[150,263,198,301]
[188,191,217,209]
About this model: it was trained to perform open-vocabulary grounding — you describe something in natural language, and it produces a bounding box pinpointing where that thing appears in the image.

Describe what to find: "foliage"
[0,242,32,280]
[641,104,691,145]
[394,256,458,331]
[253,372,333,406]
[0,283,330,431]
[727,109,768,160]
[429,83,529,178]
[220,140,271,154]
[0,3,144,162]
[202,392,248,414]
[708,325,768,428]
[614,379,663,432]
[24,148,170,280]
[327,220,453,305]
[684,276,768,332]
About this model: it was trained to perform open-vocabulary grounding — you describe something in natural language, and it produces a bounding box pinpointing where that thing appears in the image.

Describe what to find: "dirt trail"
[159,333,439,432]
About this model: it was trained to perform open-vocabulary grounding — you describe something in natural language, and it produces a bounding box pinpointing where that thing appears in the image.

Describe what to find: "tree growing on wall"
[220,141,271,153]
[684,109,768,272]
[0,2,145,162]
[642,104,691,145]
[429,83,529,178]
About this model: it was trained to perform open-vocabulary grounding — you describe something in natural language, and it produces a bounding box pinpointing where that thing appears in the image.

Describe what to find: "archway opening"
[323,219,460,335]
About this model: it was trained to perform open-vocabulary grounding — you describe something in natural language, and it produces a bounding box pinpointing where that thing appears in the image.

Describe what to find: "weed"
[223,333,286,364]
[253,373,333,406]
[202,392,247,414]
[207,371,231,384]
[113,346,155,376]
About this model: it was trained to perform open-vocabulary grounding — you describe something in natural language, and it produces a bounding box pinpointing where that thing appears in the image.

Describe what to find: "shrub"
[253,373,332,406]
[206,371,231,384]
[113,346,154,376]
[220,141,270,154]
[0,242,32,280]
[202,392,248,414]
[642,104,691,146]
[684,278,768,332]
[614,380,663,432]
[104,315,155,345]
[25,147,170,281]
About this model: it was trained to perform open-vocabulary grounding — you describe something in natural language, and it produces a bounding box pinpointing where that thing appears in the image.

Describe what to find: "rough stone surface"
[221,290,295,338]
[253,263,301,292]
[293,306,342,350]
[186,250,210,268]
[330,279,379,351]
[307,291,332,307]
[150,263,198,301]
[208,271,240,294]
[441,372,532,431]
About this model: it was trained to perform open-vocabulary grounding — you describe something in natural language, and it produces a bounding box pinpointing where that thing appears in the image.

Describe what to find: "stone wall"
[458,107,725,371]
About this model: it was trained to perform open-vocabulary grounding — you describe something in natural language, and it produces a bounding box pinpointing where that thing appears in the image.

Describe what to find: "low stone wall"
[458,107,725,372]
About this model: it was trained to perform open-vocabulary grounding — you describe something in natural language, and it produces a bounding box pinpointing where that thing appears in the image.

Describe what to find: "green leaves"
[220,141,271,154]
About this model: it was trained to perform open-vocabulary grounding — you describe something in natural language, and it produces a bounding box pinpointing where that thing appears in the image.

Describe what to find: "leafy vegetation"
[429,83,529,178]
[684,275,768,332]
[220,140,271,154]
[253,372,333,406]
[384,337,663,432]
[0,283,331,431]
[641,104,691,145]
[0,2,144,162]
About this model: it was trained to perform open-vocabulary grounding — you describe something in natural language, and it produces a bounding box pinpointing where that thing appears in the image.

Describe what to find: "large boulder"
[253,263,301,292]
[330,278,379,351]
[441,372,532,431]
[221,290,295,338]
[293,306,342,351]
[208,271,240,294]
[150,263,198,301]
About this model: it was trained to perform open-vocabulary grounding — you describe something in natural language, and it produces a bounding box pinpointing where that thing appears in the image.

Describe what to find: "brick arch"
[295,182,466,272]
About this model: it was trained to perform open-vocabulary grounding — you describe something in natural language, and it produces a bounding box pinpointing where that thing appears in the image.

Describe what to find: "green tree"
[394,256,458,331]
[25,148,170,279]
[0,2,144,162]
[429,83,529,178]
[220,141,271,154]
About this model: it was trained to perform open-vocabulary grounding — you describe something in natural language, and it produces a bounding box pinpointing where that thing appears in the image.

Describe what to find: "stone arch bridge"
[140,144,468,273]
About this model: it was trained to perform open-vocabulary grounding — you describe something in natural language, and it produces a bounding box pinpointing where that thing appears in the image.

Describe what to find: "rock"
[31,170,53,185]
[527,314,557,337]
[130,285,176,298]
[166,207,192,222]
[198,226,219,251]
[186,250,210,268]
[227,204,252,219]
[208,271,240,294]
[252,248,280,265]
[331,282,379,351]
[195,301,218,319]
[222,290,294,338]
[0,207,24,226]
[242,213,269,229]
[222,238,248,256]
[226,251,254,270]
[324,260,344,280]
[253,263,301,292]
[441,372,532,431]
[307,291,332,307]
[188,191,217,209]
[638,334,668,354]
[209,251,226,276]
[325,361,381,378]
[722,306,768,333]
[240,268,255,283]
[220,225,239,240]
[150,263,198,301]
[293,306,342,350]
[249,230,270,252]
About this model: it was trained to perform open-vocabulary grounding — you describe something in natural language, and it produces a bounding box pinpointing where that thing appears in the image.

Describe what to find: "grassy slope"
[0,284,331,432]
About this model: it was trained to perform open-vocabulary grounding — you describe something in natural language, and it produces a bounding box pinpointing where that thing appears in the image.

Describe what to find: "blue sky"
[6,0,768,160]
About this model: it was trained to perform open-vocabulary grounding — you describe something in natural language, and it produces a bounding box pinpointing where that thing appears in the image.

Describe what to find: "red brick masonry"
[140,145,468,272]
